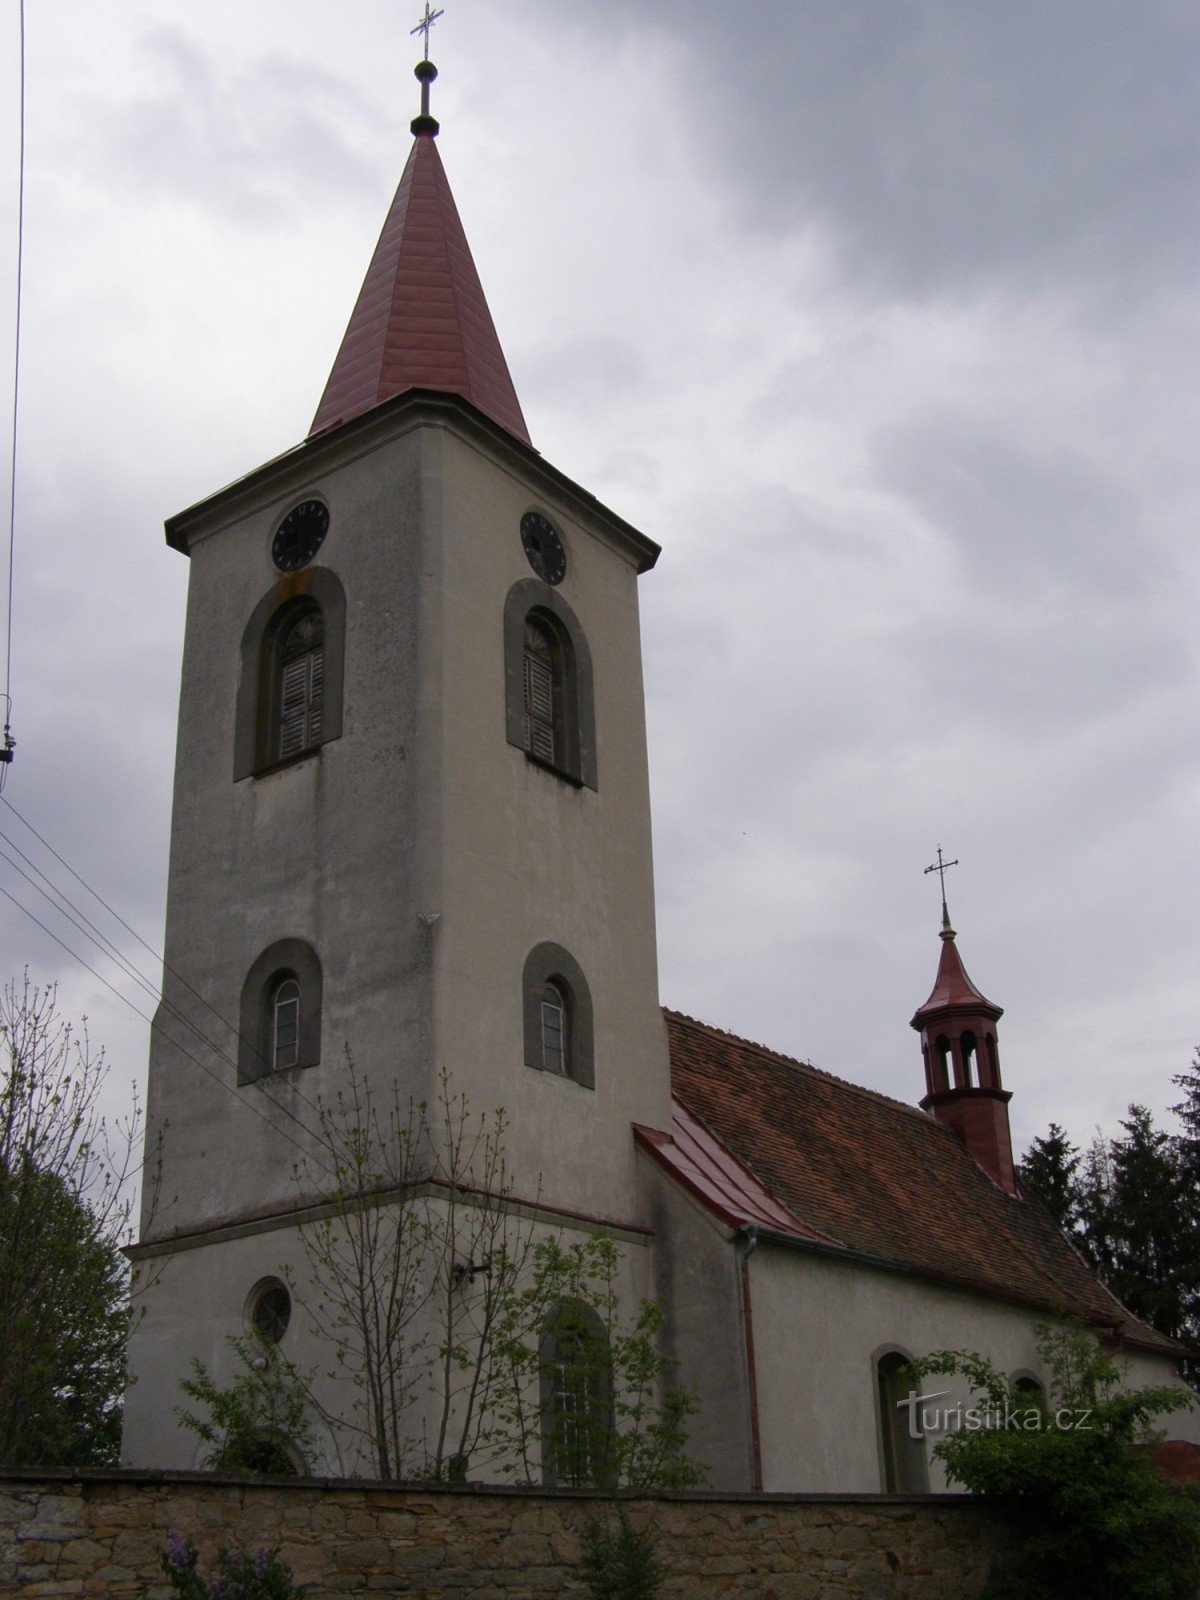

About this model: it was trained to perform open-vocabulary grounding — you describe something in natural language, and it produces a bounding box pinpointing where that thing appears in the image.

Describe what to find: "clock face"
[520,511,567,585]
[272,499,329,572]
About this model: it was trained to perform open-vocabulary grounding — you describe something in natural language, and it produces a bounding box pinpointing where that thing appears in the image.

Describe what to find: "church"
[122,49,1197,1493]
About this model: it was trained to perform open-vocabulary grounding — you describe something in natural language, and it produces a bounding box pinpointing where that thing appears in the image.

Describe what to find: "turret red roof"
[911,925,1003,1025]
[310,131,531,445]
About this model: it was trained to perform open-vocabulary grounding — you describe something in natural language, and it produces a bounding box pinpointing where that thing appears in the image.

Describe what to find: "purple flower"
[166,1531,192,1569]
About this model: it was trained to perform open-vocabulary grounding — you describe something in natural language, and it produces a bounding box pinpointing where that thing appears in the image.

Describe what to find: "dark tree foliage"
[1018,1123,1082,1236]
[0,979,138,1466]
[1018,1057,1200,1358]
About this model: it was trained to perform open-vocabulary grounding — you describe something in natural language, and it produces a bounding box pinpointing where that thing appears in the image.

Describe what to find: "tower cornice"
[164,388,660,574]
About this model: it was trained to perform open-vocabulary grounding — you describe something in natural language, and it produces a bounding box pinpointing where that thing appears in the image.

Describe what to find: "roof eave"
[164,388,661,573]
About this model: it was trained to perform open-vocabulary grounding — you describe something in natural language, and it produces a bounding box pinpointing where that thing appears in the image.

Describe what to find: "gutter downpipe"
[739,1224,764,1491]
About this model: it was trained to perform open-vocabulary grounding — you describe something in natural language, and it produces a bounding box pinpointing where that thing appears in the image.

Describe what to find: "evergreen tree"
[0,979,140,1466]
[1017,1122,1083,1235]
[1020,1080,1200,1357]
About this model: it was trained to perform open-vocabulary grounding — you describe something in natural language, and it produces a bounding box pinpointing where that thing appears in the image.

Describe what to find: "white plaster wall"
[428,427,672,1219]
[143,417,437,1239]
[123,1200,656,1480]
[130,400,671,1467]
[747,1244,1200,1492]
[636,1159,755,1491]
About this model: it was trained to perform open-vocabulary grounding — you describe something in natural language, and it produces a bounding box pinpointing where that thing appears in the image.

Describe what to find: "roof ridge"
[662,1005,937,1126]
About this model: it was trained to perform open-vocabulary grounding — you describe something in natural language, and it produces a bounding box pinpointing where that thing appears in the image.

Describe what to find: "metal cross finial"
[923,846,959,928]
[410,3,444,59]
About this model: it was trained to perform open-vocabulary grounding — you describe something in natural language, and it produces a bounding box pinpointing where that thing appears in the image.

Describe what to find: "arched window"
[934,1034,953,1092]
[523,620,557,763]
[984,1032,1000,1084]
[961,1030,978,1088]
[271,976,301,1071]
[503,581,597,790]
[875,1350,928,1493]
[276,607,324,761]
[235,569,347,781]
[523,943,594,1089]
[1013,1374,1046,1406]
[238,939,323,1084]
[540,980,568,1074]
[540,1303,612,1487]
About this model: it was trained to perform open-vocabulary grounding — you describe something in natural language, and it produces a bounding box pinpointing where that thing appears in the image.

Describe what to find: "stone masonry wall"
[0,1470,1003,1599]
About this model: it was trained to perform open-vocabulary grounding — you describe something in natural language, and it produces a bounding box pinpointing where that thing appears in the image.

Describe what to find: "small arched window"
[935,1035,953,1092]
[540,1303,612,1487]
[540,981,568,1074]
[271,976,301,1071]
[523,944,594,1090]
[238,939,323,1084]
[876,1350,928,1493]
[961,1031,978,1088]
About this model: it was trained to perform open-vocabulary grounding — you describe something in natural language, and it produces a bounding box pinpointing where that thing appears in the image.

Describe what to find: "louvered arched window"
[523,620,556,764]
[277,608,325,762]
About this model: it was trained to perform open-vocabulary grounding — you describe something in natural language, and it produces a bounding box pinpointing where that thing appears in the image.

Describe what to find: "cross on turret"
[410,2,444,60]
[923,845,959,928]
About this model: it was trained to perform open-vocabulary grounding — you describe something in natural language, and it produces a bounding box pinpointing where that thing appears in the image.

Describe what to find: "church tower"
[124,50,671,1469]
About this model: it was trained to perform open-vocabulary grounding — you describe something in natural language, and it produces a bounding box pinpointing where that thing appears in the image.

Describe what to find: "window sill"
[524,750,584,789]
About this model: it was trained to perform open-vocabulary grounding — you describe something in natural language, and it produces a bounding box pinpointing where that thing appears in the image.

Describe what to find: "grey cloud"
[563,0,1200,298]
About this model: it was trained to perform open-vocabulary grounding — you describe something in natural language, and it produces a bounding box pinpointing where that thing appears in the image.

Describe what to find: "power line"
[0,793,331,1116]
[1,0,27,783]
[0,880,330,1174]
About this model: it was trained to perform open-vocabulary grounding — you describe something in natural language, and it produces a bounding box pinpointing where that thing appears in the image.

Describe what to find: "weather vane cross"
[410,2,444,58]
[924,845,959,927]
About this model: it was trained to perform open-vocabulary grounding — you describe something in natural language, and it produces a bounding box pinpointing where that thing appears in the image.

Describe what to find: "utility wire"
[1,0,27,785]
[0,881,330,1174]
[1,794,328,1106]
[0,810,347,1183]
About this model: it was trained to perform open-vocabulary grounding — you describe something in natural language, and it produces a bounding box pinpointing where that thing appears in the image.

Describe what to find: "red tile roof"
[660,1009,1181,1357]
[310,132,531,445]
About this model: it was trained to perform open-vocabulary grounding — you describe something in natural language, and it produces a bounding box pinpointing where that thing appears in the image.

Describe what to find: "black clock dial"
[272,499,329,572]
[520,511,566,585]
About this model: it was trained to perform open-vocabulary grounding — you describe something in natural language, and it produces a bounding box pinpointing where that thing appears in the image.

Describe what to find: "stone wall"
[0,1470,1002,1599]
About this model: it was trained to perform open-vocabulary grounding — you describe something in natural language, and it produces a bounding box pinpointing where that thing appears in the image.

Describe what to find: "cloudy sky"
[0,0,1196,1177]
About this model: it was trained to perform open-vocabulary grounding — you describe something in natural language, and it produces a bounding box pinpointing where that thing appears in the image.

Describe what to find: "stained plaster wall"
[128,401,674,1469]
[123,1199,656,1476]
[746,1242,1200,1492]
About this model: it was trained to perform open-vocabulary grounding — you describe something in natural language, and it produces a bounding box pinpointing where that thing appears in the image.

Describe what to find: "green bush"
[579,1506,664,1600]
[176,1335,315,1474]
[907,1321,1200,1600]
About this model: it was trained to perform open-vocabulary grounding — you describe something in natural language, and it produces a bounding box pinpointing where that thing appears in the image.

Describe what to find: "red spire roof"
[310,129,531,445]
[911,924,1002,1026]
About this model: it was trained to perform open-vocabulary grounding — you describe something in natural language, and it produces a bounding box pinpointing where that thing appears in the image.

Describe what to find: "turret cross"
[924,845,959,927]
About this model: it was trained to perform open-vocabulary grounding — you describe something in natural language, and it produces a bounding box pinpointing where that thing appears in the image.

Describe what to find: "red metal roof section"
[310,133,531,445]
[661,1009,1182,1355]
[911,926,1002,1024]
[633,1104,836,1241]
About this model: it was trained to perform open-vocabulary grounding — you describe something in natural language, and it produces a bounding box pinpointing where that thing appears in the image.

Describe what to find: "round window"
[247,1278,292,1344]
